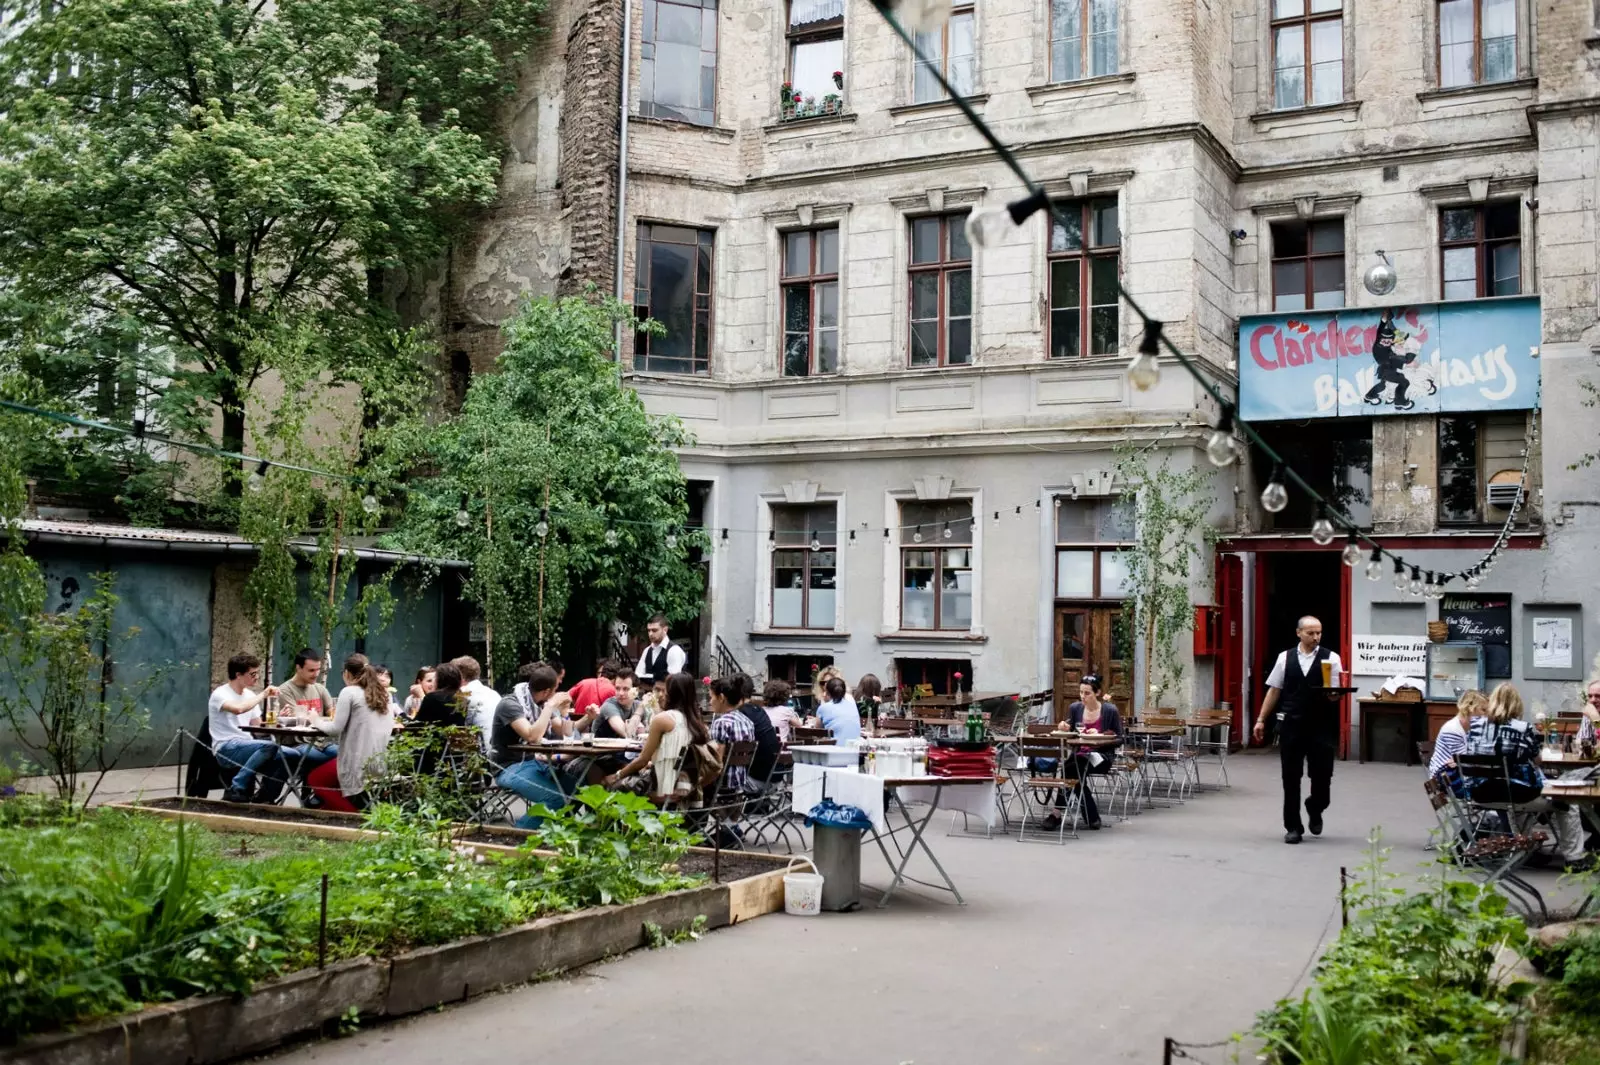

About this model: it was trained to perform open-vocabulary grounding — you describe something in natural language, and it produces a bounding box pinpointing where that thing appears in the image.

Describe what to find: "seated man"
[588,670,639,739]
[209,653,296,804]
[490,663,578,829]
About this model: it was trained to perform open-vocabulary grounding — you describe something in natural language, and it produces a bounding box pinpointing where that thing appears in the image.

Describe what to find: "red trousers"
[306,759,359,812]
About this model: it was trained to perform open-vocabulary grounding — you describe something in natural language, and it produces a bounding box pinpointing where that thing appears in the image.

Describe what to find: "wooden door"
[1054,605,1133,721]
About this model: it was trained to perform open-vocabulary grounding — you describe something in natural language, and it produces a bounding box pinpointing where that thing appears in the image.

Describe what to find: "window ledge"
[1024,72,1136,103]
[888,93,989,121]
[762,111,859,135]
[630,114,738,142]
[748,629,851,641]
[1416,77,1537,110]
[875,630,989,643]
[1248,100,1362,129]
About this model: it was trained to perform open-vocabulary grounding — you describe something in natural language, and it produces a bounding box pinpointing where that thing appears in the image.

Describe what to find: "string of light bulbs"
[867,0,1541,602]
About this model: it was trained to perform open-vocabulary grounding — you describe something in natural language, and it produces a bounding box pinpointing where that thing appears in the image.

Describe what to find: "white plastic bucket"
[783,856,824,916]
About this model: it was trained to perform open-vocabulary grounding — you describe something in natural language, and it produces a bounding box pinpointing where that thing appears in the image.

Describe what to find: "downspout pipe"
[613,0,632,366]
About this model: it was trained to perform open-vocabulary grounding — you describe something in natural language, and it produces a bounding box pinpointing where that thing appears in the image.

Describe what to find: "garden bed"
[119,796,793,916]
[2,790,793,1062]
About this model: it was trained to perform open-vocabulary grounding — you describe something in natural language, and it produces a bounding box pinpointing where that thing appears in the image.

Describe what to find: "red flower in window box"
[832,70,844,89]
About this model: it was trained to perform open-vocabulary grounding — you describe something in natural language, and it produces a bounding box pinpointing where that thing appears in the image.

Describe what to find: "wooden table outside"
[509,739,642,802]
[858,774,995,907]
[240,725,328,801]
[1126,724,1185,737]
[1540,751,1600,770]
[1543,780,1600,838]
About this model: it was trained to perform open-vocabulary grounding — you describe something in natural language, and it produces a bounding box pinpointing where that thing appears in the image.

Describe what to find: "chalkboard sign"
[1442,594,1512,679]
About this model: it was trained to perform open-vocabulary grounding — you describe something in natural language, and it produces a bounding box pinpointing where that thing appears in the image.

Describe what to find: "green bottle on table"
[965,706,984,743]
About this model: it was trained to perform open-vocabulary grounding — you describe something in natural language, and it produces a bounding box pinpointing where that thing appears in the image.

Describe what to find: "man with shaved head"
[1254,616,1345,844]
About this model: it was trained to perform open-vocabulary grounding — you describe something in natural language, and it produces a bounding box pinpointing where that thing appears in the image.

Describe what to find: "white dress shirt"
[463,679,501,749]
[1265,647,1343,689]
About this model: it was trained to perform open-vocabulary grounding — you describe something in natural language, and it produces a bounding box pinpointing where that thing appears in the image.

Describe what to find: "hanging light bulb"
[1127,347,1160,391]
[1465,569,1480,589]
[665,532,677,549]
[1423,572,1438,599]
[1205,412,1241,467]
[536,516,550,539]
[1260,466,1289,513]
[810,536,822,552]
[1341,533,1363,568]
[770,530,779,552]
[454,494,471,528]
[965,188,1050,248]
[896,0,954,32]
[246,459,269,493]
[361,489,380,515]
[1393,558,1409,593]
[1310,507,1337,546]
[942,522,953,539]
[913,525,924,543]
[1408,566,1424,597]
[1365,547,1385,582]
[605,528,619,548]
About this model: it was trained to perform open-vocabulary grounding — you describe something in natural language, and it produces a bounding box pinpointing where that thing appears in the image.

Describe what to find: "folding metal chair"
[1015,736,1083,843]
[1424,775,1547,919]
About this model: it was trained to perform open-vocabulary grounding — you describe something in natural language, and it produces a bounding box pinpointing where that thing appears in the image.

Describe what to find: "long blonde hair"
[1485,682,1523,725]
[812,665,843,706]
[344,653,390,716]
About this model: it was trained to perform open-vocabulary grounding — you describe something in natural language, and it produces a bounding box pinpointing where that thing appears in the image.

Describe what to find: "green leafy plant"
[385,293,704,674]
[643,914,707,949]
[1113,442,1217,708]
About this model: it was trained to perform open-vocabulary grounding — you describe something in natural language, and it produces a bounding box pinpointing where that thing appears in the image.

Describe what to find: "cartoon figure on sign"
[1393,330,1440,399]
[1362,308,1417,411]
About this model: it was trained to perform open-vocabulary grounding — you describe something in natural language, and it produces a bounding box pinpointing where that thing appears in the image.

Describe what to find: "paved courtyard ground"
[211,752,1579,1065]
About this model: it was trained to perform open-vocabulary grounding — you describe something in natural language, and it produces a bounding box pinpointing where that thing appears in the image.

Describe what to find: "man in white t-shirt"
[1253,616,1344,844]
[209,653,293,804]
[452,655,501,750]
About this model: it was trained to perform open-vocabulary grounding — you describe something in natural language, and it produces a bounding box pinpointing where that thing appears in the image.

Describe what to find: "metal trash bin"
[812,824,863,912]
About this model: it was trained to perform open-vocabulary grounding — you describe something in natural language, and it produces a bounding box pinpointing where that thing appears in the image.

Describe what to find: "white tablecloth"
[791,765,997,833]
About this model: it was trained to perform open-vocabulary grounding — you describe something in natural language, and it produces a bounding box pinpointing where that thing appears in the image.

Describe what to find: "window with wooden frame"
[771,503,838,629]
[640,0,718,126]
[1053,497,1133,599]
[1271,0,1343,110]
[908,213,972,367]
[786,0,844,115]
[1049,0,1118,83]
[900,501,974,631]
[911,1,975,103]
[1438,413,1525,525]
[1270,218,1345,312]
[781,227,840,376]
[1048,198,1119,359]
[894,658,973,697]
[1438,0,1516,88]
[633,223,714,374]
[1440,202,1521,300]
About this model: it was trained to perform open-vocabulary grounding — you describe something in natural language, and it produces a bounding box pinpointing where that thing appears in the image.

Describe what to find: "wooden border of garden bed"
[105,799,792,923]
[2,883,727,1065]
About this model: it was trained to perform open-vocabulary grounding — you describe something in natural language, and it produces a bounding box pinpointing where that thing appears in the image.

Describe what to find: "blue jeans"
[498,761,577,829]
[215,739,299,802]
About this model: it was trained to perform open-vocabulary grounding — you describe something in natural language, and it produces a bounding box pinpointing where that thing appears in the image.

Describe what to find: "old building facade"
[445,0,1600,746]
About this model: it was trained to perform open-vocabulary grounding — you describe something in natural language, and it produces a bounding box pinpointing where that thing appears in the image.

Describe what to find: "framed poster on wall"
[1442,593,1512,679]
[1523,604,1584,682]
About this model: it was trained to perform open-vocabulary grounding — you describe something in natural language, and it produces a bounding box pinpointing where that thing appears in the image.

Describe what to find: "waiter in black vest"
[635,613,685,686]
[1252,616,1344,844]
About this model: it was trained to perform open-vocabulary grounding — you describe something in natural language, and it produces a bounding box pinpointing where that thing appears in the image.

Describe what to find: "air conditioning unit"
[1485,471,1524,511]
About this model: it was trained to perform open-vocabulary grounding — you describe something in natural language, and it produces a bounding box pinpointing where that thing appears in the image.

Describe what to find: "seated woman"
[855,673,884,732]
[812,676,862,742]
[1463,683,1589,869]
[762,679,801,742]
[305,654,397,812]
[1040,675,1121,832]
[1428,689,1487,793]
[404,666,435,718]
[412,662,466,726]
[605,673,708,805]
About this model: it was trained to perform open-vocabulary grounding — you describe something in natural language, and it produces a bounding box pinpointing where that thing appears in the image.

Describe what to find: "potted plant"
[832,70,844,90]
[780,81,795,119]
[822,92,840,115]
[802,94,816,116]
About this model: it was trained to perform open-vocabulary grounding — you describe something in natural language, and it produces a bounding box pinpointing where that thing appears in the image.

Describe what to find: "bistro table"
[1540,750,1600,771]
[1013,733,1122,829]
[510,737,642,802]
[1542,780,1600,874]
[241,724,327,803]
[790,766,995,906]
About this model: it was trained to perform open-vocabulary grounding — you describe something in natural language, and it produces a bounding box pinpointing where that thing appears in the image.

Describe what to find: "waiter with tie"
[1252,616,1344,844]
[635,613,686,686]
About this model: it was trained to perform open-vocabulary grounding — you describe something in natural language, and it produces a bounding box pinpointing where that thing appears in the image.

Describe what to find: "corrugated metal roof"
[15,519,468,568]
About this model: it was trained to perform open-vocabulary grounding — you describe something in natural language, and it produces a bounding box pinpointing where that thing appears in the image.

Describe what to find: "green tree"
[0,0,543,478]
[1114,443,1218,708]
[386,294,705,682]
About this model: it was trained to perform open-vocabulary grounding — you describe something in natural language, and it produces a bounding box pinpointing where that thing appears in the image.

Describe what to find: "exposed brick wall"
[557,0,623,298]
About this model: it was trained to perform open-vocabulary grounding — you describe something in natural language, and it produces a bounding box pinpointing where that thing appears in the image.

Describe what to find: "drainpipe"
[613,0,632,367]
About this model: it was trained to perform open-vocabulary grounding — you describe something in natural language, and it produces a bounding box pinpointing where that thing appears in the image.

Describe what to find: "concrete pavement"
[253,753,1587,1065]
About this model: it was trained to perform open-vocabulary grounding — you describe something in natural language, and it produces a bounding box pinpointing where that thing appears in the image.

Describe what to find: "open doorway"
[1255,550,1346,749]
